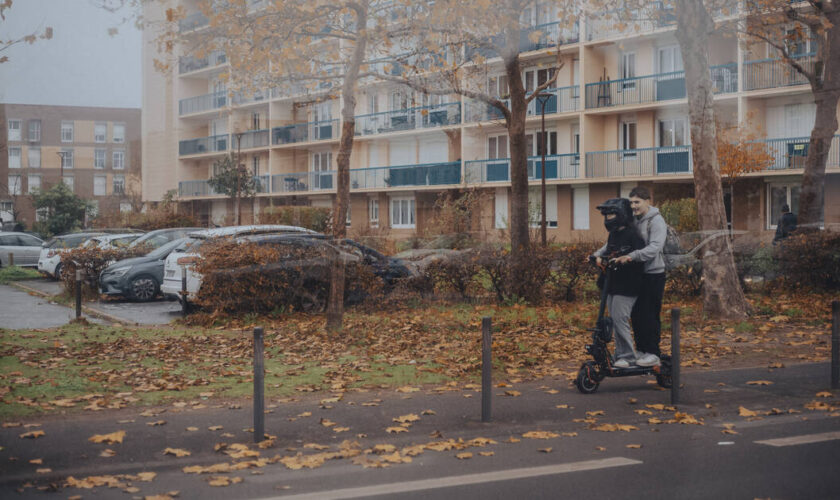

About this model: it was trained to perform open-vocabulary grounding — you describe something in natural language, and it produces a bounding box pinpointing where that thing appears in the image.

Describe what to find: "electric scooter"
[574,258,672,394]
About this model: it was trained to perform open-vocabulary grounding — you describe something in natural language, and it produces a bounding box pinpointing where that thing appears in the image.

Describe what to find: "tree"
[207,154,256,226]
[29,183,91,237]
[0,0,53,64]
[740,0,839,229]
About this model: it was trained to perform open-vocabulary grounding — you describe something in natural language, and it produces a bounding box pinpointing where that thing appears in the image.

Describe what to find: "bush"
[473,245,553,304]
[736,244,778,283]
[659,198,698,233]
[666,264,703,297]
[775,231,840,291]
[60,246,149,299]
[546,242,601,302]
[260,206,332,233]
[425,251,479,299]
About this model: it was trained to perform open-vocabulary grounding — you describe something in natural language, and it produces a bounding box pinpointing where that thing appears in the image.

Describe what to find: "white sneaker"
[637,353,660,367]
[614,358,632,369]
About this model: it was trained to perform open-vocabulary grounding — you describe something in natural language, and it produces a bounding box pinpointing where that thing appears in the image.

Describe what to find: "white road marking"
[266,457,642,500]
[755,431,840,447]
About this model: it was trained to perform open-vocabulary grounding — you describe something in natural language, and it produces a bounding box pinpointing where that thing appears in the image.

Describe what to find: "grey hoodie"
[594,205,666,274]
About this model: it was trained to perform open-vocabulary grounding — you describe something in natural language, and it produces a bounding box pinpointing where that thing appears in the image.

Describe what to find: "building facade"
[142,1,839,240]
[1,103,142,229]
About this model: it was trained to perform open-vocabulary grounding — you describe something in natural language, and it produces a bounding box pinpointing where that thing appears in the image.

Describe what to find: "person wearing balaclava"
[590,198,646,369]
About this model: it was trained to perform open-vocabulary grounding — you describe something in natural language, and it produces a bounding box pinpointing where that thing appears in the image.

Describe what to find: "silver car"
[0,232,44,267]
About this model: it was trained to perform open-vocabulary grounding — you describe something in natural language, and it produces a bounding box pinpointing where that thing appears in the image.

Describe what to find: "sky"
[0,0,142,108]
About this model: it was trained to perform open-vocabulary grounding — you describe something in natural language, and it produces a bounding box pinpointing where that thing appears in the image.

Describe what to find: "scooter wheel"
[575,363,600,394]
[656,357,673,389]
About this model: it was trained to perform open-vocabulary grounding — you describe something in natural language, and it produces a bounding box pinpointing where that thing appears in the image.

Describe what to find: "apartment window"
[113,174,125,195]
[621,52,636,89]
[94,122,107,143]
[94,175,107,196]
[488,74,509,98]
[390,197,415,228]
[657,45,683,74]
[89,200,99,217]
[621,121,637,157]
[345,205,352,227]
[767,182,823,229]
[61,121,74,142]
[95,149,106,169]
[60,149,74,169]
[488,135,509,159]
[251,112,261,130]
[113,123,125,143]
[529,187,558,228]
[252,155,260,175]
[572,185,589,230]
[368,198,379,227]
[27,175,41,194]
[311,151,332,190]
[8,147,21,169]
[7,175,21,195]
[28,120,41,142]
[28,147,40,168]
[7,119,21,141]
[659,118,687,147]
[63,175,74,192]
[113,150,125,170]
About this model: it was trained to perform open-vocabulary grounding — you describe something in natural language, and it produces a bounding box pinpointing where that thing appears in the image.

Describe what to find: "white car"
[38,232,106,279]
[160,225,318,302]
[84,233,143,250]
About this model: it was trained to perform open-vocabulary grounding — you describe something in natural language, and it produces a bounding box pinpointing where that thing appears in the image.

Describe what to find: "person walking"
[612,187,666,367]
[773,204,797,244]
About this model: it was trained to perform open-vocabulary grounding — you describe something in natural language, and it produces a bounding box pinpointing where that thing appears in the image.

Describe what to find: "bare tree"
[0,0,53,64]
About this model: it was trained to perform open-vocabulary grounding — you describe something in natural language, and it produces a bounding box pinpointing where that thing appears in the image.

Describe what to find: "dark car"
[129,227,203,250]
[99,238,187,301]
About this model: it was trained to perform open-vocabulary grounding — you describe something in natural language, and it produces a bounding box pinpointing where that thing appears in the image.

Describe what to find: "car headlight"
[106,266,132,278]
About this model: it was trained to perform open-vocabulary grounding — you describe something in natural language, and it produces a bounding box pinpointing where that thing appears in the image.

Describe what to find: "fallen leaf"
[36,468,52,474]
[396,386,419,393]
[147,420,167,426]
[208,426,223,431]
[455,452,473,460]
[538,447,553,453]
[320,419,336,427]
[479,451,495,457]
[186,427,199,432]
[816,391,833,398]
[304,443,330,450]
[386,426,409,434]
[738,406,758,417]
[590,424,638,432]
[163,448,191,457]
[422,409,436,415]
[504,390,522,397]
[555,404,569,409]
[333,427,350,433]
[100,449,116,457]
[746,380,773,386]
[626,444,642,449]
[29,458,43,464]
[522,431,559,439]
[20,430,45,439]
[88,431,125,444]
[595,446,606,451]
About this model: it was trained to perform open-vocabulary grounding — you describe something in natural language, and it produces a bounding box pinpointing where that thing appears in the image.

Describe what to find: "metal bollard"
[832,301,839,389]
[481,317,492,423]
[180,265,188,317]
[671,308,681,405]
[253,327,265,442]
[8,253,13,267]
[75,270,82,319]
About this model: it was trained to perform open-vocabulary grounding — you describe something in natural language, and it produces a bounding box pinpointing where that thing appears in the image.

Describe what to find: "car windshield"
[45,234,95,249]
[147,238,187,259]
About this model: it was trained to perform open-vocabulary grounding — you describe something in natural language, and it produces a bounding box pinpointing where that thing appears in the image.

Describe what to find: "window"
[94,123,107,143]
[368,198,379,227]
[28,120,41,142]
[488,74,509,98]
[28,147,40,168]
[113,123,125,143]
[251,112,261,130]
[7,175,21,195]
[60,149,74,169]
[63,175,74,191]
[8,147,21,169]
[621,52,636,89]
[7,119,21,141]
[657,45,684,74]
[94,175,107,196]
[61,121,74,142]
[488,135,508,159]
[27,175,41,193]
[572,185,589,230]
[529,187,558,228]
[311,151,332,190]
[89,200,99,217]
[785,25,814,56]
[621,121,637,157]
[113,175,126,195]
[390,197,415,228]
[113,150,125,170]
[767,183,823,229]
[346,205,352,227]
[95,149,106,169]
[658,118,687,147]
[495,189,508,229]
[252,155,260,175]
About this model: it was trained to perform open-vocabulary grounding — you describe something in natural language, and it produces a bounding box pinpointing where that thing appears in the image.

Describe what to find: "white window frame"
[28,120,41,142]
[529,187,558,228]
[27,175,41,194]
[251,155,260,175]
[61,121,74,142]
[621,52,636,89]
[94,122,107,143]
[94,175,108,196]
[63,175,74,192]
[7,175,21,196]
[95,149,106,169]
[8,147,21,169]
[113,174,126,195]
[488,74,510,99]
[311,150,332,190]
[7,119,21,141]
[573,185,589,230]
[765,182,823,230]
[390,196,416,228]
[346,204,352,227]
[112,123,125,143]
[61,149,74,169]
[28,147,40,168]
[368,198,379,227]
[113,150,125,170]
[656,45,684,75]
[621,121,637,158]
[657,117,687,147]
[487,134,509,159]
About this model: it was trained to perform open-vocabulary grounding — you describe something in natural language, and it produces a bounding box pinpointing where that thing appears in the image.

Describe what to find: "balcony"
[521,21,580,52]
[743,53,815,92]
[350,162,461,189]
[178,51,226,74]
[234,129,270,150]
[179,12,209,33]
[255,174,271,193]
[272,119,339,146]
[467,85,580,122]
[179,134,228,156]
[179,91,227,116]
[586,5,676,42]
[231,89,270,106]
[585,145,692,178]
[749,135,840,171]
[464,154,579,183]
[710,63,738,94]
[270,171,335,193]
[179,180,218,197]
[355,102,461,136]
[586,71,686,109]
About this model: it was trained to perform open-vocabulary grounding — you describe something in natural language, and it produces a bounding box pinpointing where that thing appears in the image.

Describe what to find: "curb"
[7,280,129,326]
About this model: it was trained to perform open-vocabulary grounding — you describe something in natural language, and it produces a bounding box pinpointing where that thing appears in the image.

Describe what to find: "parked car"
[160,225,318,301]
[0,232,44,267]
[84,233,143,249]
[128,227,203,250]
[100,238,188,301]
[37,232,106,279]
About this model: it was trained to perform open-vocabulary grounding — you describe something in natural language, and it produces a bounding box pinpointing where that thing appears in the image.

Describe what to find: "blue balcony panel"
[464,154,579,183]
[585,145,692,178]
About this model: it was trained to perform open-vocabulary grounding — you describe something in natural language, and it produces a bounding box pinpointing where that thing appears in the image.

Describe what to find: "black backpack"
[646,213,681,255]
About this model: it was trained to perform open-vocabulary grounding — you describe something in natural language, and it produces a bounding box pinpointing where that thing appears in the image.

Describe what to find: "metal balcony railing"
[710,63,738,94]
[748,135,840,171]
[355,102,461,136]
[178,51,226,74]
[467,85,580,123]
[231,89,270,105]
[234,129,270,150]
[743,53,815,91]
[270,171,335,193]
[179,180,218,197]
[272,119,339,145]
[179,12,209,33]
[350,162,461,189]
[179,134,228,156]
[179,91,227,115]
[585,71,686,109]
[464,154,579,183]
[585,145,692,178]
[521,21,580,52]
[586,4,675,41]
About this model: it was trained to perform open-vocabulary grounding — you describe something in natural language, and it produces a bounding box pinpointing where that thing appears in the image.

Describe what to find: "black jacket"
[773,212,797,243]
[598,226,645,297]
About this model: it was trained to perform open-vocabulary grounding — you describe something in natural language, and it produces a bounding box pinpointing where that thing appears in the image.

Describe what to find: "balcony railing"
[272,119,339,145]
[355,102,461,136]
[464,154,579,183]
[179,12,209,33]
[748,135,840,171]
[234,129,270,150]
[255,174,271,193]
[586,71,687,109]
[521,21,580,52]
[179,91,227,115]
[743,53,815,91]
[179,134,228,156]
[586,5,676,41]
[179,180,218,197]
[231,89,270,106]
[350,162,461,189]
[178,51,226,74]
[585,145,692,178]
[710,63,738,94]
[467,85,580,122]
[271,171,335,193]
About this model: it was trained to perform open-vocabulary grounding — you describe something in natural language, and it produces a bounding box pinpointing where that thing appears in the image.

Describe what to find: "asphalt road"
[0,284,83,329]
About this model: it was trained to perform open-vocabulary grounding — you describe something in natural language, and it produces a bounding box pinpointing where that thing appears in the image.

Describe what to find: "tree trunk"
[234,192,241,225]
[675,0,749,320]
[503,30,530,260]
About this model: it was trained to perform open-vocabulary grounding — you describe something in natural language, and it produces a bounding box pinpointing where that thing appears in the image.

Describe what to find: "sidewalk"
[1,362,836,498]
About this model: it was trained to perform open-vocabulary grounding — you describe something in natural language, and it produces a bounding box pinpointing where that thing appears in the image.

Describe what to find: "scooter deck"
[602,365,660,378]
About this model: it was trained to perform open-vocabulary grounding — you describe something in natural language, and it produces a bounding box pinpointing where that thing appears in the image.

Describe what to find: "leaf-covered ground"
[0,291,834,419]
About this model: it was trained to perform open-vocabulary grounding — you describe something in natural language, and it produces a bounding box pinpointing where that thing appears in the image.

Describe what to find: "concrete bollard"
[481,317,492,423]
[75,269,82,319]
[253,327,265,442]
[181,265,189,317]
[8,253,13,267]
[671,308,680,405]
[832,301,839,389]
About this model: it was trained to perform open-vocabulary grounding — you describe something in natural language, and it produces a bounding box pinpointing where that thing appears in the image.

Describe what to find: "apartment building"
[142,1,839,239]
[1,103,142,228]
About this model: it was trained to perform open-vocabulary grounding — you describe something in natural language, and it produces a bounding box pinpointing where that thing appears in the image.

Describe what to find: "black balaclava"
[596,198,633,234]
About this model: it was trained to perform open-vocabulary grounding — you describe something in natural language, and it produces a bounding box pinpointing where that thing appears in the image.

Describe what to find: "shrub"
[736,244,778,283]
[425,251,479,299]
[665,264,703,297]
[775,231,840,291]
[546,242,601,302]
[473,245,553,304]
[659,198,699,233]
[60,246,149,299]
[260,206,331,233]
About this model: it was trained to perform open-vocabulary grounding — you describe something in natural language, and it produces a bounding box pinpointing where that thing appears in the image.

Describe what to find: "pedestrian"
[612,187,666,367]
[591,198,646,368]
[772,204,797,244]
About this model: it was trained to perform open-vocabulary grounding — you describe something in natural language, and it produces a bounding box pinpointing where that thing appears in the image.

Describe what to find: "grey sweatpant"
[607,294,638,362]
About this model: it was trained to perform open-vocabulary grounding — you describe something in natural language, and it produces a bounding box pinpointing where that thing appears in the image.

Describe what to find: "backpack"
[647,213,681,255]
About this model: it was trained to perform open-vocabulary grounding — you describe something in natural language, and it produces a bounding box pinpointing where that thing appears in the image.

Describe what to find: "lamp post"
[56,151,69,182]
[235,132,245,225]
[535,92,553,247]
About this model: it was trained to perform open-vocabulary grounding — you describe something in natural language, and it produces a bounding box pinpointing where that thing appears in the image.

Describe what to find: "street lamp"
[535,92,553,247]
[55,151,69,181]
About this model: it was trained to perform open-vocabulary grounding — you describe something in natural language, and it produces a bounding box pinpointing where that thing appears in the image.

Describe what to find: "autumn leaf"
[396,386,419,393]
[208,425,223,431]
[36,468,52,474]
[504,390,522,397]
[386,426,409,434]
[89,431,125,444]
[455,452,473,459]
[147,420,167,426]
[625,444,642,449]
[590,424,638,432]
[738,406,758,417]
[304,443,330,450]
[20,430,45,439]
[422,409,436,415]
[163,448,191,457]
[186,427,199,432]
[372,444,396,454]
[816,391,833,398]
[320,418,337,427]
[746,380,773,386]
[538,447,553,453]
[479,451,494,457]
[393,414,420,424]
[522,431,559,439]
[555,404,569,409]
[333,427,350,433]
[586,410,605,416]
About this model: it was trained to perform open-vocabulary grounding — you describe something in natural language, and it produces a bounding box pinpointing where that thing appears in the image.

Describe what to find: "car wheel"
[129,275,159,302]
[54,263,63,281]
